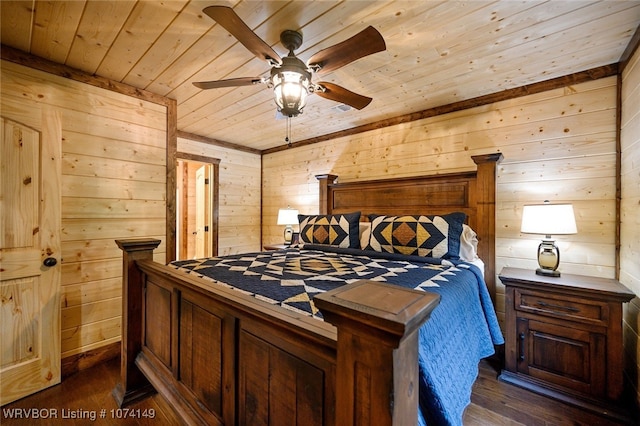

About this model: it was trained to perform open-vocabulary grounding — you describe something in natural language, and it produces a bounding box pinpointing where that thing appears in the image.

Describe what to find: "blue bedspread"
[416,262,503,425]
[172,245,504,425]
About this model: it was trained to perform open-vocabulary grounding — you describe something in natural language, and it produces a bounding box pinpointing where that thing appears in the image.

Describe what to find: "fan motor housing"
[280,30,303,52]
[271,56,311,79]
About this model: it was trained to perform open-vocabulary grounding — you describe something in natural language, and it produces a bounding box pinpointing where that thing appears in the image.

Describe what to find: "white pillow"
[460,224,479,262]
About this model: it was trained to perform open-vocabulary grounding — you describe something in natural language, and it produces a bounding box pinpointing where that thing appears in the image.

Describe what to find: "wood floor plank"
[464,402,525,426]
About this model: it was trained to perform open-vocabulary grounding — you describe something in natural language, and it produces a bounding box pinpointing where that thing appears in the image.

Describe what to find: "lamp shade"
[277,208,299,225]
[521,203,577,236]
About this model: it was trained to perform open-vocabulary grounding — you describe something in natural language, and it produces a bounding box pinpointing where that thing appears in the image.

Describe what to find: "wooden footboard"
[113,239,439,425]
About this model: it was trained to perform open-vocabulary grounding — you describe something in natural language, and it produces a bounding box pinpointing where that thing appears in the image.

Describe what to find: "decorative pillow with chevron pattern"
[365,213,466,259]
[298,212,361,248]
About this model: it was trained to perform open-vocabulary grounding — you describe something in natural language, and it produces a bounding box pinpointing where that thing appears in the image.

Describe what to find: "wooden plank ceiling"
[2,0,639,151]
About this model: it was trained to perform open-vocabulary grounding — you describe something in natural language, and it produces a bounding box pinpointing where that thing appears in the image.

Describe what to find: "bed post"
[316,174,338,214]
[471,153,503,302]
[113,238,161,407]
[315,280,440,425]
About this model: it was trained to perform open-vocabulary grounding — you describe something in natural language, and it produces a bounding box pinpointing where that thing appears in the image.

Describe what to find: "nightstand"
[263,243,289,251]
[498,267,634,418]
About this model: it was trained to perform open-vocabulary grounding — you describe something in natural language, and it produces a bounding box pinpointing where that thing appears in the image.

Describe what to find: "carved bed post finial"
[471,153,503,302]
[316,174,338,214]
[113,238,161,407]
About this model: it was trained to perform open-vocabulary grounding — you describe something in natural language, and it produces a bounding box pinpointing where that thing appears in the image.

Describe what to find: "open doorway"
[176,155,220,260]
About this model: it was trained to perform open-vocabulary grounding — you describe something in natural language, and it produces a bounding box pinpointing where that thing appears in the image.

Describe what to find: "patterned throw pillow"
[298,212,361,248]
[365,213,466,259]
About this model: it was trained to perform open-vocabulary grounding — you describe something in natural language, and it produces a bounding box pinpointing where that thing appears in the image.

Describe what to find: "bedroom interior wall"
[1,60,167,360]
[262,76,618,330]
[177,137,261,255]
[620,46,640,405]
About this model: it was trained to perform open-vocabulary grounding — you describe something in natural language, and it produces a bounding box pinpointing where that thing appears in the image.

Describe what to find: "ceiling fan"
[193,6,386,118]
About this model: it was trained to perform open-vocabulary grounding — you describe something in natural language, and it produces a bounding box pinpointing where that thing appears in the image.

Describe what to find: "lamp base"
[536,267,561,277]
[536,239,561,277]
[283,226,293,245]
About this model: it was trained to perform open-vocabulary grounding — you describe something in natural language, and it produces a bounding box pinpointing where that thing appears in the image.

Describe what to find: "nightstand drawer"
[514,289,609,326]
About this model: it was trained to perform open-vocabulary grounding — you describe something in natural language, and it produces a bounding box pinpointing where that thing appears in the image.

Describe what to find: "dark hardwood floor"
[1,357,181,426]
[466,358,635,426]
[1,356,635,425]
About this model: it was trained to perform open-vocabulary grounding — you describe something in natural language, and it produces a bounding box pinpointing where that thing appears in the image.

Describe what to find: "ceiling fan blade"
[315,82,372,110]
[203,6,282,65]
[193,77,263,90]
[307,26,385,75]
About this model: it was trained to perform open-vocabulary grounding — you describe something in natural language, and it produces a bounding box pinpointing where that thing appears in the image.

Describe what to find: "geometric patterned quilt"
[171,246,461,319]
[172,245,504,426]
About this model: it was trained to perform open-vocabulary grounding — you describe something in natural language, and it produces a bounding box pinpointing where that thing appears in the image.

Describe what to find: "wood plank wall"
[177,137,261,255]
[1,61,167,359]
[262,76,620,330]
[621,47,640,406]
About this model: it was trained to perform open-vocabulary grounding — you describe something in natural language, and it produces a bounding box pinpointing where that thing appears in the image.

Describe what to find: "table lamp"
[277,207,299,244]
[520,201,577,277]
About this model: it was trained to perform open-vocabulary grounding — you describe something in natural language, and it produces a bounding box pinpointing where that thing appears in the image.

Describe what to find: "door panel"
[195,164,212,258]
[516,317,605,396]
[1,111,62,405]
[195,166,206,258]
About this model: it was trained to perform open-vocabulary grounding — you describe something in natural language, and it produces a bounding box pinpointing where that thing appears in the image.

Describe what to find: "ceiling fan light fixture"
[271,55,311,117]
[195,8,386,117]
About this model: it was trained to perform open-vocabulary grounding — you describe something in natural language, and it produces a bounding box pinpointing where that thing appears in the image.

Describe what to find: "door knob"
[43,257,57,267]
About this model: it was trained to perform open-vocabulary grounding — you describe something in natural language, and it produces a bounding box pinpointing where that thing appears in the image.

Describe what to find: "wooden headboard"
[316,153,503,303]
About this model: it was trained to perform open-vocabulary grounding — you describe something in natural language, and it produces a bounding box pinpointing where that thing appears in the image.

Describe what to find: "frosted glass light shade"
[271,53,311,118]
[272,71,309,117]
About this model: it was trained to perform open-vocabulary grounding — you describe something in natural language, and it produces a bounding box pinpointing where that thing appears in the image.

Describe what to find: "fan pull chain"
[285,116,292,147]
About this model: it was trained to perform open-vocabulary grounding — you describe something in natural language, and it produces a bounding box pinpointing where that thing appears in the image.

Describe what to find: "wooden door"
[195,165,206,258]
[0,111,62,405]
[195,165,212,258]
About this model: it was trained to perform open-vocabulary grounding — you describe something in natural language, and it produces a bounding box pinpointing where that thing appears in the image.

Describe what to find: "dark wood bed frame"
[113,153,503,425]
